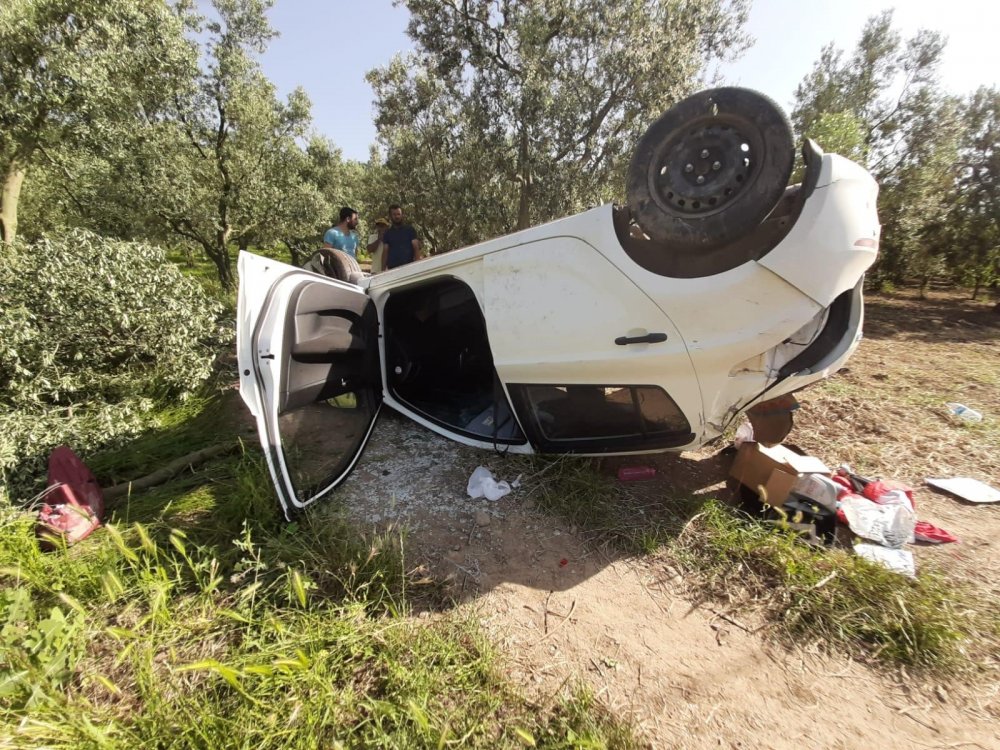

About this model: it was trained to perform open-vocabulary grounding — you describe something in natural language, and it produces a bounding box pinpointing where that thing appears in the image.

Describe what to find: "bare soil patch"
[326,289,1000,748]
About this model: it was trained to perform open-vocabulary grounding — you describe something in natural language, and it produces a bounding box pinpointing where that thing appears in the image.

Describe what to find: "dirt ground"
[321,290,1000,749]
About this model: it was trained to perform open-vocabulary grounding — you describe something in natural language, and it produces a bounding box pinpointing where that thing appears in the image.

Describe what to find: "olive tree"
[368,0,750,253]
[950,87,1000,298]
[0,231,229,497]
[0,0,193,243]
[791,10,956,287]
[117,0,318,288]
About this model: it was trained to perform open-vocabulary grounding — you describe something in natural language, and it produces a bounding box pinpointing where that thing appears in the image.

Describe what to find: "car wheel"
[626,87,794,268]
[327,249,362,284]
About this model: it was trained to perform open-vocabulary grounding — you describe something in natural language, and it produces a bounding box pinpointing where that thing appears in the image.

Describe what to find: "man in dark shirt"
[382,204,422,270]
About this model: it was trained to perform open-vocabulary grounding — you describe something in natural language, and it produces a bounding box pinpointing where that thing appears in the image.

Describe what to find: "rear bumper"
[759,278,865,401]
[759,154,880,307]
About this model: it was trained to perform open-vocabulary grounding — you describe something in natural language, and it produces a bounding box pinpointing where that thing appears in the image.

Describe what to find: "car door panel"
[237,252,380,519]
[480,237,704,446]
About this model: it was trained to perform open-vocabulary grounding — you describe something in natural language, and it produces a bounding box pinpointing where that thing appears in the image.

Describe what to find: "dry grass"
[792,288,1000,482]
[524,287,1000,674]
[678,286,1000,673]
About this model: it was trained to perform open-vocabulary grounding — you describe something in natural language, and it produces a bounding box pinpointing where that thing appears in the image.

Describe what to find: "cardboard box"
[730,442,830,506]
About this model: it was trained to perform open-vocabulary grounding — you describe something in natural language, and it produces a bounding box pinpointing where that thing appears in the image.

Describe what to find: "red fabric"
[914,521,958,544]
[863,479,915,508]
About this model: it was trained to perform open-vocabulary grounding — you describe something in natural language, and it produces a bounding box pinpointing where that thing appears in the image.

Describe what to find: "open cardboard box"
[730,442,830,506]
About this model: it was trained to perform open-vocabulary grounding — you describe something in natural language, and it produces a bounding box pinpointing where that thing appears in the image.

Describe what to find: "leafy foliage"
[0,585,86,710]
[790,10,999,292]
[368,0,751,253]
[0,0,193,243]
[0,452,640,748]
[0,231,230,499]
[8,2,998,291]
[950,86,1000,297]
[114,0,335,288]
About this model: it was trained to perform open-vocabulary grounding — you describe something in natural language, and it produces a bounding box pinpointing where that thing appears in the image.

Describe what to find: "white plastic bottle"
[946,403,983,423]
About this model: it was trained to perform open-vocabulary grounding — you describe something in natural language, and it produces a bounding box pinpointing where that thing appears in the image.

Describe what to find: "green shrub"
[0,231,232,500]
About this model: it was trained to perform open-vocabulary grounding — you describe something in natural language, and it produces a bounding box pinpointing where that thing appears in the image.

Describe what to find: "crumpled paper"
[467,466,518,501]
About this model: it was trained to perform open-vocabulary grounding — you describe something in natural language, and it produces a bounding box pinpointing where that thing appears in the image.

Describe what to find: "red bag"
[863,479,915,508]
[36,446,105,548]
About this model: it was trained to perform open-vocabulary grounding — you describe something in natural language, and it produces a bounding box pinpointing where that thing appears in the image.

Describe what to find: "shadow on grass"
[863,292,1000,343]
[82,389,727,618]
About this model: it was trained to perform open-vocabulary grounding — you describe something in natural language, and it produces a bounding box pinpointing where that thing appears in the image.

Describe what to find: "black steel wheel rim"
[648,117,763,219]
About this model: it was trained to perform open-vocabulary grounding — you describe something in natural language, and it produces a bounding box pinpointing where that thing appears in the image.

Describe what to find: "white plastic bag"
[840,496,915,548]
[854,543,916,577]
[466,466,512,501]
[734,421,754,448]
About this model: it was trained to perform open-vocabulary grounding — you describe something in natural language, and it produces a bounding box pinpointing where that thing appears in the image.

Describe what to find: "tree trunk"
[212,223,234,289]
[201,235,233,290]
[0,161,27,244]
[972,273,981,301]
[284,240,303,267]
[919,274,929,299]
[210,248,234,289]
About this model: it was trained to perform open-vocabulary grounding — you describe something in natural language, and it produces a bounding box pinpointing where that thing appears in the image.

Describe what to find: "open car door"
[237,252,381,519]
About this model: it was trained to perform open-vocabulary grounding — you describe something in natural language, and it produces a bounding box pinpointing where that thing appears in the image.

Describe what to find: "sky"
[258,0,1000,162]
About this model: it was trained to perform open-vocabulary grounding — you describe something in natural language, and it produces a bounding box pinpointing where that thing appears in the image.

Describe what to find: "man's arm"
[366,228,384,253]
[411,228,421,262]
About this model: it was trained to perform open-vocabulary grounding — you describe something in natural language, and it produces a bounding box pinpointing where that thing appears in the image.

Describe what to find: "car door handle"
[615,332,668,346]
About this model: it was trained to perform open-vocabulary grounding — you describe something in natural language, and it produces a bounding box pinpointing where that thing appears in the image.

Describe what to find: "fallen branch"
[708,608,756,634]
[103,443,240,500]
[531,599,577,646]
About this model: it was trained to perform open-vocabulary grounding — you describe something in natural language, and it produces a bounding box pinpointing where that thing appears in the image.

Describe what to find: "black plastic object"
[614,332,668,346]
[733,483,836,546]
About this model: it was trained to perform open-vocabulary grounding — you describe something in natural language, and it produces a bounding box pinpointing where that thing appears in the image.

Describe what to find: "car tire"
[626,87,795,270]
[327,249,363,284]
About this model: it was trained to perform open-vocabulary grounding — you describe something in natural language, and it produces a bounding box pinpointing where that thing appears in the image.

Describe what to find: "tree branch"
[449,0,519,74]
[175,94,210,160]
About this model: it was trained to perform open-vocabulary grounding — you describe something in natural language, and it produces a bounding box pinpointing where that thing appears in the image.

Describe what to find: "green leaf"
[513,727,537,747]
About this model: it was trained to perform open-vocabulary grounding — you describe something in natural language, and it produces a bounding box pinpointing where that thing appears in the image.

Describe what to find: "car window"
[509,384,692,452]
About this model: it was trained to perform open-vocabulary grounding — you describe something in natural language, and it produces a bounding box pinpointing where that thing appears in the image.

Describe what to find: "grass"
[673,501,994,671]
[504,454,705,555]
[1,397,641,749]
[507,453,997,673]
[4,278,998,743]
[497,287,1000,676]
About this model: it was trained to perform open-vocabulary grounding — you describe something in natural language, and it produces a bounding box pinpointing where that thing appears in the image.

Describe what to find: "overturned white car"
[237,88,880,518]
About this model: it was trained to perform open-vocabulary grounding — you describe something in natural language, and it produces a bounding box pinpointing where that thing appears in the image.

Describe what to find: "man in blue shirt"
[323,206,360,258]
[382,204,422,270]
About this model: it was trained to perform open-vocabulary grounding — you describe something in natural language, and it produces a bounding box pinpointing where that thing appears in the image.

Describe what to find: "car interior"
[382,278,525,444]
[272,280,380,499]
